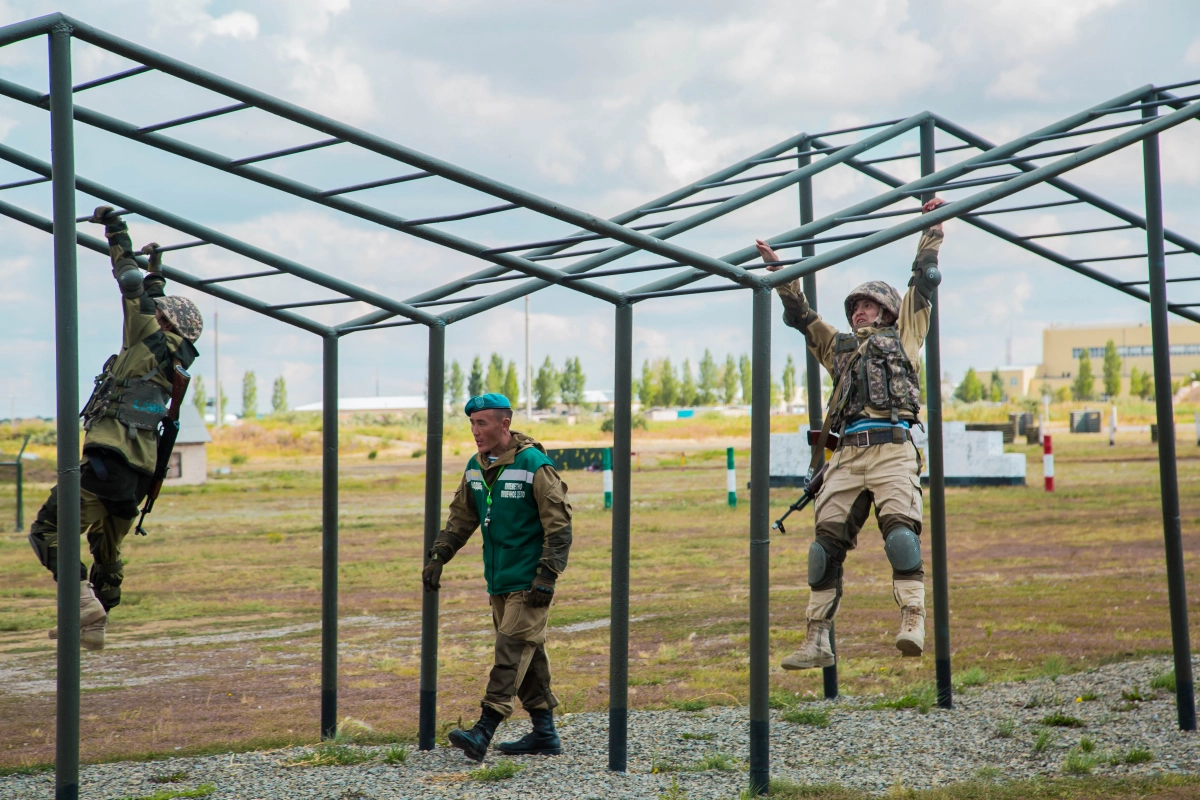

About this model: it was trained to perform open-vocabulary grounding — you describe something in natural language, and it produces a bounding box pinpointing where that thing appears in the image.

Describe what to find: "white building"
[165,404,210,486]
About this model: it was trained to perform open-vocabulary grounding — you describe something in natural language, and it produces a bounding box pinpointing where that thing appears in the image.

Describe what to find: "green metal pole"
[799,142,838,701]
[1142,101,1196,730]
[921,120,952,709]
[320,333,338,739]
[603,447,613,510]
[726,447,736,507]
[419,322,446,750]
[609,302,632,772]
[15,436,26,531]
[748,287,772,795]
[49,20,81,800]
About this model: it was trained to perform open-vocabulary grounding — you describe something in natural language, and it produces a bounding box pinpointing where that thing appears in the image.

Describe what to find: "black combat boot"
[495,708,562,756]
[448,705,505,762]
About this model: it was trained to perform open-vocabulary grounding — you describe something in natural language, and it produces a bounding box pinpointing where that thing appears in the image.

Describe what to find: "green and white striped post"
[726,447,737,507]
[603,447,613,510]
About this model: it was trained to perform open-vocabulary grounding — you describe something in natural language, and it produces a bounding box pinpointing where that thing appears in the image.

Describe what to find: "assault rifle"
[772,430,839,535]
[134,364,190,536]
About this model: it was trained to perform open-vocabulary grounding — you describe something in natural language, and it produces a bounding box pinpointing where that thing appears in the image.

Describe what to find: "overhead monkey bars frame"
[3,13,1200,798]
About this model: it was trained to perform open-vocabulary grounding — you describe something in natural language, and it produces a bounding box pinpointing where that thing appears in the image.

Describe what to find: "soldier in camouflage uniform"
[755,197,946,669]
[29,206,202,651]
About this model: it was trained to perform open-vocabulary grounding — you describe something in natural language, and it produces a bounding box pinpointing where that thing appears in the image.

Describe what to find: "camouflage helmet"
[844,280,901,327]
[154,296,204,342]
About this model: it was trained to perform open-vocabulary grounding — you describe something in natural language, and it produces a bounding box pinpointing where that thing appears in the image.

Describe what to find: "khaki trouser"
[482,590,558,718]
[814,440,924,579]
[30,485,134,609]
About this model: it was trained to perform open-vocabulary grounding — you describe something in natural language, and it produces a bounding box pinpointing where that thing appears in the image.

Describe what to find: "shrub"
[470,759,522,781]
[781,708,830,727]
[1041,711,1085,728]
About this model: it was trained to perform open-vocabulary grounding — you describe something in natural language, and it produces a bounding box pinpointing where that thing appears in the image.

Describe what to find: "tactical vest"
[827,326,921,431]
[81,356,170,437]
[465,446,555,595]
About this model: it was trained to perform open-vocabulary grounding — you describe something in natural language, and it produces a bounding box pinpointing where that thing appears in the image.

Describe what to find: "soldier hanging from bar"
[28,206,202,651]
[754,196,946,669]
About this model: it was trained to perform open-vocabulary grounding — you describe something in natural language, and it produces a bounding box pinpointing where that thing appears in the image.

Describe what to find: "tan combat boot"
[893,579,925,657]
[48,581,108,650]
[780,589,837,670]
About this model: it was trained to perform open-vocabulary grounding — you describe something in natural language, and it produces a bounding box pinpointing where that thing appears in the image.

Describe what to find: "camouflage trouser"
[482,590,559,718]
[29,485,134,611]
[813,440,924,584]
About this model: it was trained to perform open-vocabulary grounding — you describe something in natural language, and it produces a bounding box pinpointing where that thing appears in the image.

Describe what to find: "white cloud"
[210,11,259,41]
[1187,37,1200,66]
[987,64,1053,102]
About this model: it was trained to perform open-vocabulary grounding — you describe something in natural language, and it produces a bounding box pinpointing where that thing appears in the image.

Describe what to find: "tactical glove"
[88,205,117,224]
[422,546,452,592]
[527,567,556,608]
[141,242,163,273]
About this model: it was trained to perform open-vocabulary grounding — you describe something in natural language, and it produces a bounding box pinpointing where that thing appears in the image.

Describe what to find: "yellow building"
[1034,322,1200,396]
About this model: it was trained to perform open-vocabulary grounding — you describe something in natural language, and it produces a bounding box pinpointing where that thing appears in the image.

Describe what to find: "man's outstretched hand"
[755,239,785,272]
[140,242,163,272]
[88,205,116,225]
[921,197,947,235]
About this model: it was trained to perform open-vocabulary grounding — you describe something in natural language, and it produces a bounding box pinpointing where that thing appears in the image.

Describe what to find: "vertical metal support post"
[15,435,27,531]
[799,141,838,701]
[1142,101,1196,731]
[49,23,81,800]
[920,120,952,709]
[419,322,446,749]
[609,303,633,772]
[320,334,339,739]
[748,287,772,796]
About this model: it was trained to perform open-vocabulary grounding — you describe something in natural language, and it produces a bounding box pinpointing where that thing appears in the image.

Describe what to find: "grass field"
[0,408,1199,772]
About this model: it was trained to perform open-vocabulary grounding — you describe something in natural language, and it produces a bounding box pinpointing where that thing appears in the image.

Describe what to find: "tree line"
[443,354,588,411]
[954,339,1157,404]
[192,372,290,419]
[636,351,799,408]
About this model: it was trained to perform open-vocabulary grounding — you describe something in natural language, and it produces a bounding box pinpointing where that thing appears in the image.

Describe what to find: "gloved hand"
[422,546,452,593]
[141,242,163,272]
[88,205,116,224]
[527,567,556,608]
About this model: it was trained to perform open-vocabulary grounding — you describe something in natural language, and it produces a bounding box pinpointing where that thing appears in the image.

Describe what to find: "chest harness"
[826,325,922,435]
[81,353,172,439]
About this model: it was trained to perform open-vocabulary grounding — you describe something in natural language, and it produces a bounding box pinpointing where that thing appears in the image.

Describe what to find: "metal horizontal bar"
[481,221,673,256]
[810,119,905,138]
[1022,224,1136,240]
[410,295,484,307]
[696,169,795,190]
[967,145,1087,170]
[0,176,49,190]
[1156,78,1200,93]
[963,199,1084,217]
[1123,273,1200,287]
[1078,249,1187,263]
[318,171,433,197]
[136,102,250,134]
[857,144,974,165]
[1092,92,1200,117]
[750,146,841,165]
[196,269,284,285]
[153,239,210,253]
[772,229,880,250]
[638,195,736,214]
[337,319,422,334]
[1169,303,1200,309]
[833,206,923,223]
[266,297,360,310]
[627,283,744,302]
[401,203,518,227]
[1028,118,1148,143]
[526,247,611,262]
[900,173,1019,195]
[74,208,130,222]
[72,65,152,94]
[229,137,341,167]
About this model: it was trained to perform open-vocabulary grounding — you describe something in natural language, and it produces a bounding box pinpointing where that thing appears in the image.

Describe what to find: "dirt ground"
[1,429,1199,770]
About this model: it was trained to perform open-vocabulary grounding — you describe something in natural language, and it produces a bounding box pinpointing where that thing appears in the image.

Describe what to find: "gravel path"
[6,656,1199,800]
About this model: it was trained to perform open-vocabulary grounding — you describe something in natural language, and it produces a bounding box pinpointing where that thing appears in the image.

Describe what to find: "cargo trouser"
[482,590,559,718]
[28,484,134,611]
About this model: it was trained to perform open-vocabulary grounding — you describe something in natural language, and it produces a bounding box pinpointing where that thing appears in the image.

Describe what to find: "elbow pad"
[143,272,166,298]
[909,252,941,301]
[114,258,144,298]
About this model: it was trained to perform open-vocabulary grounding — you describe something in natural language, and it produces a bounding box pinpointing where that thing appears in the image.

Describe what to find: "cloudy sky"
[1,0,1199,416]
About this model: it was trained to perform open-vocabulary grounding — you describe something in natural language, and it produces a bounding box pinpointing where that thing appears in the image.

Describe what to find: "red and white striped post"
[1043,435,1054,492]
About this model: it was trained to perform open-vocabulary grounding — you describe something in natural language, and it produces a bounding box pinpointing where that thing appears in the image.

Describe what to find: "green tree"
[1072,349,1095,401]
[1102,339,1122,398]
[722,354,739,405]
[639,360,659,408]
[468,356,484,398]
[446,360,464,410]
[502,361,520,407]
[1134,367,1154,400]
[782,354,796,407]
[271,376,288,414]
[486,353,505,394]
[679,360,697,407]
[192,374,207,417]
[535,356,560,410]
[919,357,928,405]
[218,384,229,421]
[989,368,1004,402]
[954,368,983,403]
[560,357,586,409]
[242,371,258,419]
[659,358,678,407]
[697,350,719,405]
[1129,366,1143,399]
[739,354,752,404]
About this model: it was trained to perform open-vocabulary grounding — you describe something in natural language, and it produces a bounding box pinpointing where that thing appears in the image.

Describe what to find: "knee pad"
[28,530,52,570]
[89,560,124,611]
[883,527,923,574]
[807,539,843,590]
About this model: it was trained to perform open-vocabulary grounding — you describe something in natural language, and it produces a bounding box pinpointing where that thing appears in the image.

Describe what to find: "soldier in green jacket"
[28,206,202,651]
[423,393,573,761]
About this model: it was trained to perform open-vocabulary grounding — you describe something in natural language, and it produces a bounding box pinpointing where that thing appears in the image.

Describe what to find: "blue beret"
[464,393,512,415]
